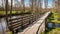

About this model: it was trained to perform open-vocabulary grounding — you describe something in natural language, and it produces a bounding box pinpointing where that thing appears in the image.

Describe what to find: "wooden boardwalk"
[18,11,51,34]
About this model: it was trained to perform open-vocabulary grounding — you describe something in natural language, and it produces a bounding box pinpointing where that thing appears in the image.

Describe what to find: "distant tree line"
[0,0,49,14]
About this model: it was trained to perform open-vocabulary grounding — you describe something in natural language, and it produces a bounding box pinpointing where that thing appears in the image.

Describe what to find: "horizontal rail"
[7,14,41,33]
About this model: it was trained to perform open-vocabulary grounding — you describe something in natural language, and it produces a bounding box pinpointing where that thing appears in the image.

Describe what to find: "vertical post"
[5,0,9,30]
[10,0,13,32]
[21,0,25,29]
[45,18,47,32]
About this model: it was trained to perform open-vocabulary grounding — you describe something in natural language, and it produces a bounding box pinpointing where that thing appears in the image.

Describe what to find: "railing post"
[45,18,47,32]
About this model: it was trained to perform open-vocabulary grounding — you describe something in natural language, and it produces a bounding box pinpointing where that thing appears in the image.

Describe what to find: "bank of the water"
[45,28,60,34]
[47,11,60,24]
[45,22,60,34]
[40,22,60,34]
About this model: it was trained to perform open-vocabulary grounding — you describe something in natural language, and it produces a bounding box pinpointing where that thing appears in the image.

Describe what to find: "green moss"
[45,28,60,34]
[47,11,60,23]
[0,11,31,16]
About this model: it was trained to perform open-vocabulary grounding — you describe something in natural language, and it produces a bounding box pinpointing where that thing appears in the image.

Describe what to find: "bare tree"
[19,0,21,11]
[29,0,33,13]
[44,0,48,12]
[37,0,42,13]
[2,0,4,10]
[29,0,42,14]
[10,0,13,15]
[52,0,55,8]
[29,0,37,14]
[21,0,25,13]
[57,0,60,12]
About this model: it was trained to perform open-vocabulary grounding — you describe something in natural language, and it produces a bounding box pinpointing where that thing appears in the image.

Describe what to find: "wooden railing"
[7,14,41,33]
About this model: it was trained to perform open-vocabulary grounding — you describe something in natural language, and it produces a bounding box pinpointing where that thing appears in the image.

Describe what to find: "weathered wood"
[18,11,51,34]
[6,14,40,33]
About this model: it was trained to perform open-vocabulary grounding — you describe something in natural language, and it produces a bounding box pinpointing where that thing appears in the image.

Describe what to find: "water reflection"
[48,23,60,28]
[48,23,53,28]
[0,15,24,34]
[0,18,7,34]
[55,24,60,27]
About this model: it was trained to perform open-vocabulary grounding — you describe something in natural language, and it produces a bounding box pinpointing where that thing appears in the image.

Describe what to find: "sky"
[0,0,3,7]
[0,0,53,8]
[42,0,52,8]
[48,0,53,8]
[24,0,53,8]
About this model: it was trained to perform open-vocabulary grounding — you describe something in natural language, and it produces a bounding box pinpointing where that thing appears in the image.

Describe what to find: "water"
[55,24,60,27]
[0,18,7,34]
[48,23,60,28]
[48,23,53,28]
[0,16,23,34]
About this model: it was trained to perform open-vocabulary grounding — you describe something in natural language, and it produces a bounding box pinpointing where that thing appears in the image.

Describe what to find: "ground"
[47,11,60,24]
[45,11,60,34]
[45,28,60,34]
